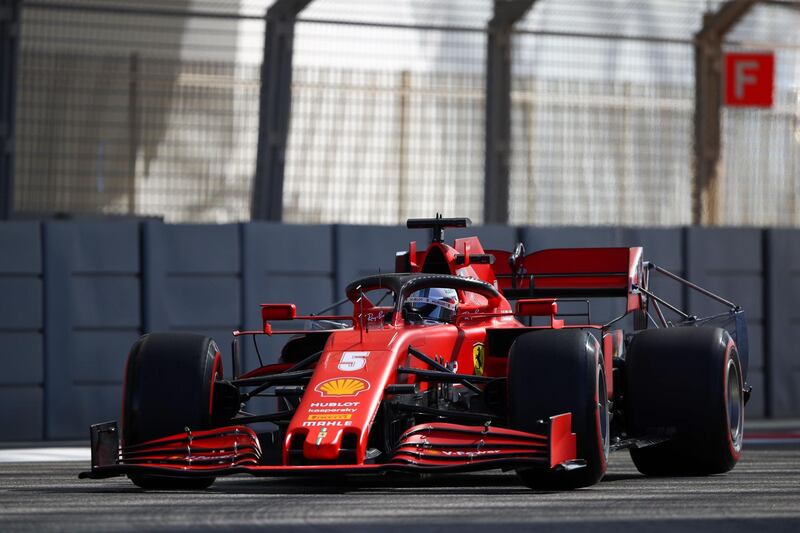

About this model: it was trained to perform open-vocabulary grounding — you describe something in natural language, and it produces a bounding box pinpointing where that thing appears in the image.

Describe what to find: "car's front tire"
[122,333,222,490]
[508,329,609,490]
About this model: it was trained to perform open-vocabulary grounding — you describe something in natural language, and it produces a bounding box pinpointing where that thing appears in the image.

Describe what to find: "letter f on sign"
[724,52,774,107]
[734,60,759,100]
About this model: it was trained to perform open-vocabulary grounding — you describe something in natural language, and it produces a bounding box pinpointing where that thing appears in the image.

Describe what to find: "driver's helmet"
[404,287,458,323]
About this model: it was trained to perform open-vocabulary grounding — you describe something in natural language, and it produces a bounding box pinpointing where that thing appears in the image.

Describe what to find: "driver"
[404,287,458,324]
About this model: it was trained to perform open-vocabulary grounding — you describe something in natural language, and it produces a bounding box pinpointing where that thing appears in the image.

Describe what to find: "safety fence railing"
[7,0,800,227]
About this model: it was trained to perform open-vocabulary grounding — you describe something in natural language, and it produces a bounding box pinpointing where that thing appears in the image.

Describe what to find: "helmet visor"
[405,287,458,322]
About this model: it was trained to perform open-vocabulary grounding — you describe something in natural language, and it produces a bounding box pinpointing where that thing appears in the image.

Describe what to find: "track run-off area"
[0,444,798,532]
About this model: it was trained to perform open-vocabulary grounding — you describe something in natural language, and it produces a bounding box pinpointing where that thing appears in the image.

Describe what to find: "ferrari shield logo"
[472,343,485,376]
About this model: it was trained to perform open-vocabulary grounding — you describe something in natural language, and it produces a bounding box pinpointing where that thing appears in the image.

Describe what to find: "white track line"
[745,438,800,446]
[0,447,90,463]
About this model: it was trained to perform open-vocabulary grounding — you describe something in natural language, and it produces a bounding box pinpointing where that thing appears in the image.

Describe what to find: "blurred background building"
[7,0,800,225]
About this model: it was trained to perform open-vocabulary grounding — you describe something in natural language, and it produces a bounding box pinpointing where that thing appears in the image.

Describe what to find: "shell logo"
[315,377,371,397]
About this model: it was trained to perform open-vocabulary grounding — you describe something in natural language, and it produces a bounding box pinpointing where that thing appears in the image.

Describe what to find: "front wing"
[80,413,579,480]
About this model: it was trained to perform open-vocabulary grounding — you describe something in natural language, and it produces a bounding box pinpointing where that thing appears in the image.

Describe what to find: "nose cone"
[285,347,398,465]
[303,426,345,461]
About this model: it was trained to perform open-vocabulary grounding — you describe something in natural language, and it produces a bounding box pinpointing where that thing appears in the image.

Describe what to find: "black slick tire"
[122,333,222,490]
[625,327,744,476]
[508,329,609,490]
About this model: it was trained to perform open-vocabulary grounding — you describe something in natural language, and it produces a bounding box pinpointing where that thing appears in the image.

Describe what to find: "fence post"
[0,0,21,220]
[128,52,139,215]
[397,70,410,222]
[251,0,313,221]
[692,0,760,225]
[484,0,535,225]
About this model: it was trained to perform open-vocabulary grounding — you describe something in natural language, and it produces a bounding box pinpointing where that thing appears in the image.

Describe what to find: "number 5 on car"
[338,351,370,371]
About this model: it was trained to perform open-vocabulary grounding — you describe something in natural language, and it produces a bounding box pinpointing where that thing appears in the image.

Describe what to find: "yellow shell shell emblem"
[472,343,485,376]
[315,377,371,397]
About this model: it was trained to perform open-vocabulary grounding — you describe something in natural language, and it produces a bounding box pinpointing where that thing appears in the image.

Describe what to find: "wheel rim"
[598,366,610,458]
[726,357,744,451]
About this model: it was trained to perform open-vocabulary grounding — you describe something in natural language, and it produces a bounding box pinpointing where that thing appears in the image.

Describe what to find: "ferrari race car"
[81,217,750,490]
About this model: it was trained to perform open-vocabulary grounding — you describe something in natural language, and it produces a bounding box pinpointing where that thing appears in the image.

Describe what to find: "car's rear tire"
[508,329,609,490]
[123,333,222,490]
[625,327,744,476]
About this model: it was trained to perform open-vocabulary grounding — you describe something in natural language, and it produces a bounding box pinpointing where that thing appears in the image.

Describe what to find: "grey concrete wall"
[0,221,796,441]
[143,222,242,359]
[42,222,141,440]
[766,230,800,418]
[686,228,765,418]
[0,222,43,440]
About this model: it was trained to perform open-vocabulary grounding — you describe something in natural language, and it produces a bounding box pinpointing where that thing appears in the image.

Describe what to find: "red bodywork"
[82,228,644,481]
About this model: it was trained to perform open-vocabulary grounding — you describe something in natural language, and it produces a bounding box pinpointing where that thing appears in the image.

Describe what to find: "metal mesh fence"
[509,35,694,226]
[9,0,800,227]
[283,21,486,224]
[506,0,708,226]
[720,2,800,227]
[14,1,262,223]
[283,1,490,223]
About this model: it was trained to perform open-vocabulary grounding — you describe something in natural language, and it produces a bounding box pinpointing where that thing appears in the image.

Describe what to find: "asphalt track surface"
[0,446,798,532]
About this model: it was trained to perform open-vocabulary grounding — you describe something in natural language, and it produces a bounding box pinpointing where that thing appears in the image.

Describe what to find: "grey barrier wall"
[42,222,141,440]
[0,221,794,441]
[686,228,766,419]
[143,222,242,352]
[767,230,800,418]
[0,222,43,440]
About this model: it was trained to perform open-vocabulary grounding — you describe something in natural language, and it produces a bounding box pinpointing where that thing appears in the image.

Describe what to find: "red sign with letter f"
[724,52,774,107]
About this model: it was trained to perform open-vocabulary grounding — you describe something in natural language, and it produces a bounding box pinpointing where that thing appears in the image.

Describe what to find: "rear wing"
[488,245,748,378]
[487,246,645,313]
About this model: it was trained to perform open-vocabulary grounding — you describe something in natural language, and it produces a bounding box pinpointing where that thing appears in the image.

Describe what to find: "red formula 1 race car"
[81,217,750,490]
